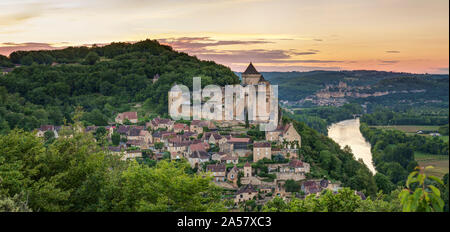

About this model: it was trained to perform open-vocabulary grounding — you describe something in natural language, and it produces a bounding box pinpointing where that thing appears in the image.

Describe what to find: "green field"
[414,152,449,178]
[371,125,440,133]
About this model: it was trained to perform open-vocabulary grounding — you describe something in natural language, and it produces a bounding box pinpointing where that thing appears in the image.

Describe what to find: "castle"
[168,62,274,125]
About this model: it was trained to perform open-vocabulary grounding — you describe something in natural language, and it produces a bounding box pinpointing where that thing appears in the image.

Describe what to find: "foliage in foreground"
[0,129,225,212]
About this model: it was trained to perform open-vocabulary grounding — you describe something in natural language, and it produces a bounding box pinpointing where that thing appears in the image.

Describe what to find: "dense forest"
[0,39,239,133]
[360,123,449,193]
[361,108,449,126]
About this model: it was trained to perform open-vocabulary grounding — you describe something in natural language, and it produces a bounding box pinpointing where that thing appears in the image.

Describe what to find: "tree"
[374,173,395,194]
[111,132,120,146]
[44,130,55,143]
[399,167,445,212]
[284,180,301,192]
[84,52,100,65]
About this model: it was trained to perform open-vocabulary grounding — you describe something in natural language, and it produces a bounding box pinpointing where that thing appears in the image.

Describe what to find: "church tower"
[241,62,263,85]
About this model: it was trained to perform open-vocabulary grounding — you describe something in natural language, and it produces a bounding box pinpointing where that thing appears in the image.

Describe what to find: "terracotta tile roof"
[206,163,226,173]
[289,159,304,168]
[191,120,209,127]
[228,137,251,143]
[39,125,55,131]
[173,123,188,130]
[189,143,207,152]
[108,146,122,152]
[152,117,174,126]
[190,150,209,160]
[253,142,271,148]
[236,184,257,194]
[117,112,138,120]
[128,127,142,136]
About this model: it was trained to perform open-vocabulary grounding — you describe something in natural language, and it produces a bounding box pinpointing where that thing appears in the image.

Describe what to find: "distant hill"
[0,39,239,132]
[252,70,449,110]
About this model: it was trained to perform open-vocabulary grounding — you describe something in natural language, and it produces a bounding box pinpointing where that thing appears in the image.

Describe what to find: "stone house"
[234,184,257,204]
[253,142,271,162]
[219,142,234,153]
[36,125,61,138]
[203,132,227,145]
[148,117,174,131]
[123,150,142,160]
[173,123,190,133]
[221,154,238,164]
[227,166,239,184]
[206,163,226,182]
[243,162,252,178]
[190,120,209,134]
[188,150,210,168]
[115,112,138,124]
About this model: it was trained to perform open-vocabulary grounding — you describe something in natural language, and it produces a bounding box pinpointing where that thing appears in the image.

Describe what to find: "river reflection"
[328,118,376,174]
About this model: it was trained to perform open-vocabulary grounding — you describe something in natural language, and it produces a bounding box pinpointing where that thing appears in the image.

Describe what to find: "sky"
[0,0,448,74]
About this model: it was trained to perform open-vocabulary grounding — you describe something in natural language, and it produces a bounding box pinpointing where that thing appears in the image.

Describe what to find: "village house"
[173,123,190,133]
[152,131,163,143]
[139,130,152,144]
[227,136,252,156]
[115,112,138,124]
[234,184,257,204]
[203,132,227,145]
[280,123,301,149]
[227,166,239,185]
[266,123,301,149]
[253,142,272,162]
[206,163,226,182]
[301,180,321,196]
[122,150,142,160]
[190,120,209,134]
[168,141,190,159]
[219,142,234,153]
[211,152,226,162]
[180,131,197,140]
[127,127,143,140]
[280,159,310,173]
[108,146,124,155]
[148,117,174,131]
[36,125,61,138]
[221,154,238,164]
[243,162,252,178]
[274,159,310,181]
[187,150,210,168]
[188,142,209,155]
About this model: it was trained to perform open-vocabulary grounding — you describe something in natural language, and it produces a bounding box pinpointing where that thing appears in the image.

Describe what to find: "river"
[328,118,376,174]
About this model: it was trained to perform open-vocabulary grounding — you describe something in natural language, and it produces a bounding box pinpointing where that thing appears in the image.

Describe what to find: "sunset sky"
[0,0,448,74]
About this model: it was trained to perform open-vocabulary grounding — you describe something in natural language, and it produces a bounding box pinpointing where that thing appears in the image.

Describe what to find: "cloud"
[158,37,274,52]
[0,3,45,27]
[385,50,400,53]
[433,67,449,74]
[0,42,64,56]
[155,36,344,71]
[379,60,399,65]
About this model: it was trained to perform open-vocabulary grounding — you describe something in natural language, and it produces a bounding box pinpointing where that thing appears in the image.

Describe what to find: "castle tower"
[244,162,252,177]
[241,62,263,85]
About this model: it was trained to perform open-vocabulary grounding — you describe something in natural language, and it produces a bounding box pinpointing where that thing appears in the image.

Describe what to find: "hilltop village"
[34,63,344,209]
